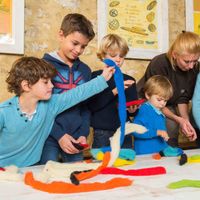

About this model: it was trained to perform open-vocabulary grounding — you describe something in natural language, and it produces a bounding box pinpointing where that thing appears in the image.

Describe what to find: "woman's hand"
[178,117,197,141]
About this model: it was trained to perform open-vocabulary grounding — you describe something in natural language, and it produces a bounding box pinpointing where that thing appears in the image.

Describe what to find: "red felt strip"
[126,99,145,107]
[0,167,5,171]
[100,166,166,176]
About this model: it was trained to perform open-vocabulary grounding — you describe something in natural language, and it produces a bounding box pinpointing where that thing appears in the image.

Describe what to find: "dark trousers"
[92,129,133,149]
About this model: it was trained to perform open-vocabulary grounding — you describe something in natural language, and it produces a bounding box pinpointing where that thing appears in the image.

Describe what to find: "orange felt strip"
[152,153,162,160]
[24,171,132,194]
[75,151,111,181]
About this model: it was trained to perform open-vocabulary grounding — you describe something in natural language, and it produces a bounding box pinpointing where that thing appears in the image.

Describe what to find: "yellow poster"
[106,0,158,50]
[193,0,200,35]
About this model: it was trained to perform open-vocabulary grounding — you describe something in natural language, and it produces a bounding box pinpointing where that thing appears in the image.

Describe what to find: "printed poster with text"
[106,0,158,50]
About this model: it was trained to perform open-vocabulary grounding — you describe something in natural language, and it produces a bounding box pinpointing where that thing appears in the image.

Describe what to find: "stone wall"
[0,0,186,102]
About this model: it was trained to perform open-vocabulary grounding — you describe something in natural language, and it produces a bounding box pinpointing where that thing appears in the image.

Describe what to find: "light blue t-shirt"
[192,73,200,130]
[0,76,107,167]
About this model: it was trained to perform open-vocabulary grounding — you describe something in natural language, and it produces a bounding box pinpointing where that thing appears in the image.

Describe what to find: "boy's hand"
[127,105,138,113]
[58,134,80,154]
[101,67,115,81]
[77,136,87,144]
[157,130,169,141]
[124,80,134,89]
[75,136,89,150]
[112,80,134,95]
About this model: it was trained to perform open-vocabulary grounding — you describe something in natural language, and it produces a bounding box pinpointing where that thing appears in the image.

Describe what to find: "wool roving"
[103,58,126,146]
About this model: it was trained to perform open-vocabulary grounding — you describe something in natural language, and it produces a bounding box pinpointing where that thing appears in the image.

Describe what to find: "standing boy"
[88,34,138,149]
[40,13,95,164]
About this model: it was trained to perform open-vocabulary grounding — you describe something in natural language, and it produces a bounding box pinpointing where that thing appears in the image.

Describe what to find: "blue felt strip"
[103,59,126,146]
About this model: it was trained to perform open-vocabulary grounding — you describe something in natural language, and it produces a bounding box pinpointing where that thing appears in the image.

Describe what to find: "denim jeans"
[92,129,133,149]
[40,139,83,164]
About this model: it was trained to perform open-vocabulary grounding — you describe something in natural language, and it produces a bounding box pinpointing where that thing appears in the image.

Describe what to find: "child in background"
[88,34,138,149]
[132,75,183,155]
[40,13,95,164]
[0,56,114,167]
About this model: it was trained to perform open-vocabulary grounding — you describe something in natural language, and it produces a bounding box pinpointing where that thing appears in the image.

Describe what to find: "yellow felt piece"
[113,158,135,167]
[96,152,104,161]
[187,157,200,163]
[96,152,135,167]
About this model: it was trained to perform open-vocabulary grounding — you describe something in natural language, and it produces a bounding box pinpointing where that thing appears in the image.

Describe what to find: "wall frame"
[97,0,169,59]
[0,0,24,54]
[185,0,200,35]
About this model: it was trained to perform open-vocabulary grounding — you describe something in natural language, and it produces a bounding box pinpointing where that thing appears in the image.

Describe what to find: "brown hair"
[144,75,173,100]
[97,34,129,61]
[6,57,57,96]
[60,13,95,41]
[167,31,200,69]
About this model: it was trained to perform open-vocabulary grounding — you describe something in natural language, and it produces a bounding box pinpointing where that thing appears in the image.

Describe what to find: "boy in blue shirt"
[0,56,113,167]
[40,13,95,163]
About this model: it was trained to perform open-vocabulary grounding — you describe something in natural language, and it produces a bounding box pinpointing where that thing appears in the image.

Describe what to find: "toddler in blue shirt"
[132,75,183,156]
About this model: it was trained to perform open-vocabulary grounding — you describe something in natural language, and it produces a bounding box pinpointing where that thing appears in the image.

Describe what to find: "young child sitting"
[0,56,114,167]
[132,75,183,155]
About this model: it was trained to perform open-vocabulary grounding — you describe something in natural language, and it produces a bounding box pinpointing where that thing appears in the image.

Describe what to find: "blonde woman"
[138,31,200,147]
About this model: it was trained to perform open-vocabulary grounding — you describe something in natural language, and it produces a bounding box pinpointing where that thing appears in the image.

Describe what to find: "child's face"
[58,31,90,64]
[146,94,167,110]
[105,49,125,67]
[29,78,54,100]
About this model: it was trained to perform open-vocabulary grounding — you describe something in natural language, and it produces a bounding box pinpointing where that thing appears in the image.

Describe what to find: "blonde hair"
[167,31,200,69]
[144,75,173,100]
[97,34,129,61]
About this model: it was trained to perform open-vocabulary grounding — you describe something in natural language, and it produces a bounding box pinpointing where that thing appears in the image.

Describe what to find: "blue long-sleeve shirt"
[192,73,200,130]
[0,76,107,167]
[132,102,168,155]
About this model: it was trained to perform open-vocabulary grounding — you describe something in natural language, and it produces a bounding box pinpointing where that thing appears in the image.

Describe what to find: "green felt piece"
[189,154,200,160]
[168,179,200,189]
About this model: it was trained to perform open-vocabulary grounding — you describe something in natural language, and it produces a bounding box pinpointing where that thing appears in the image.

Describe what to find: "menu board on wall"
[98,0,169,59]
